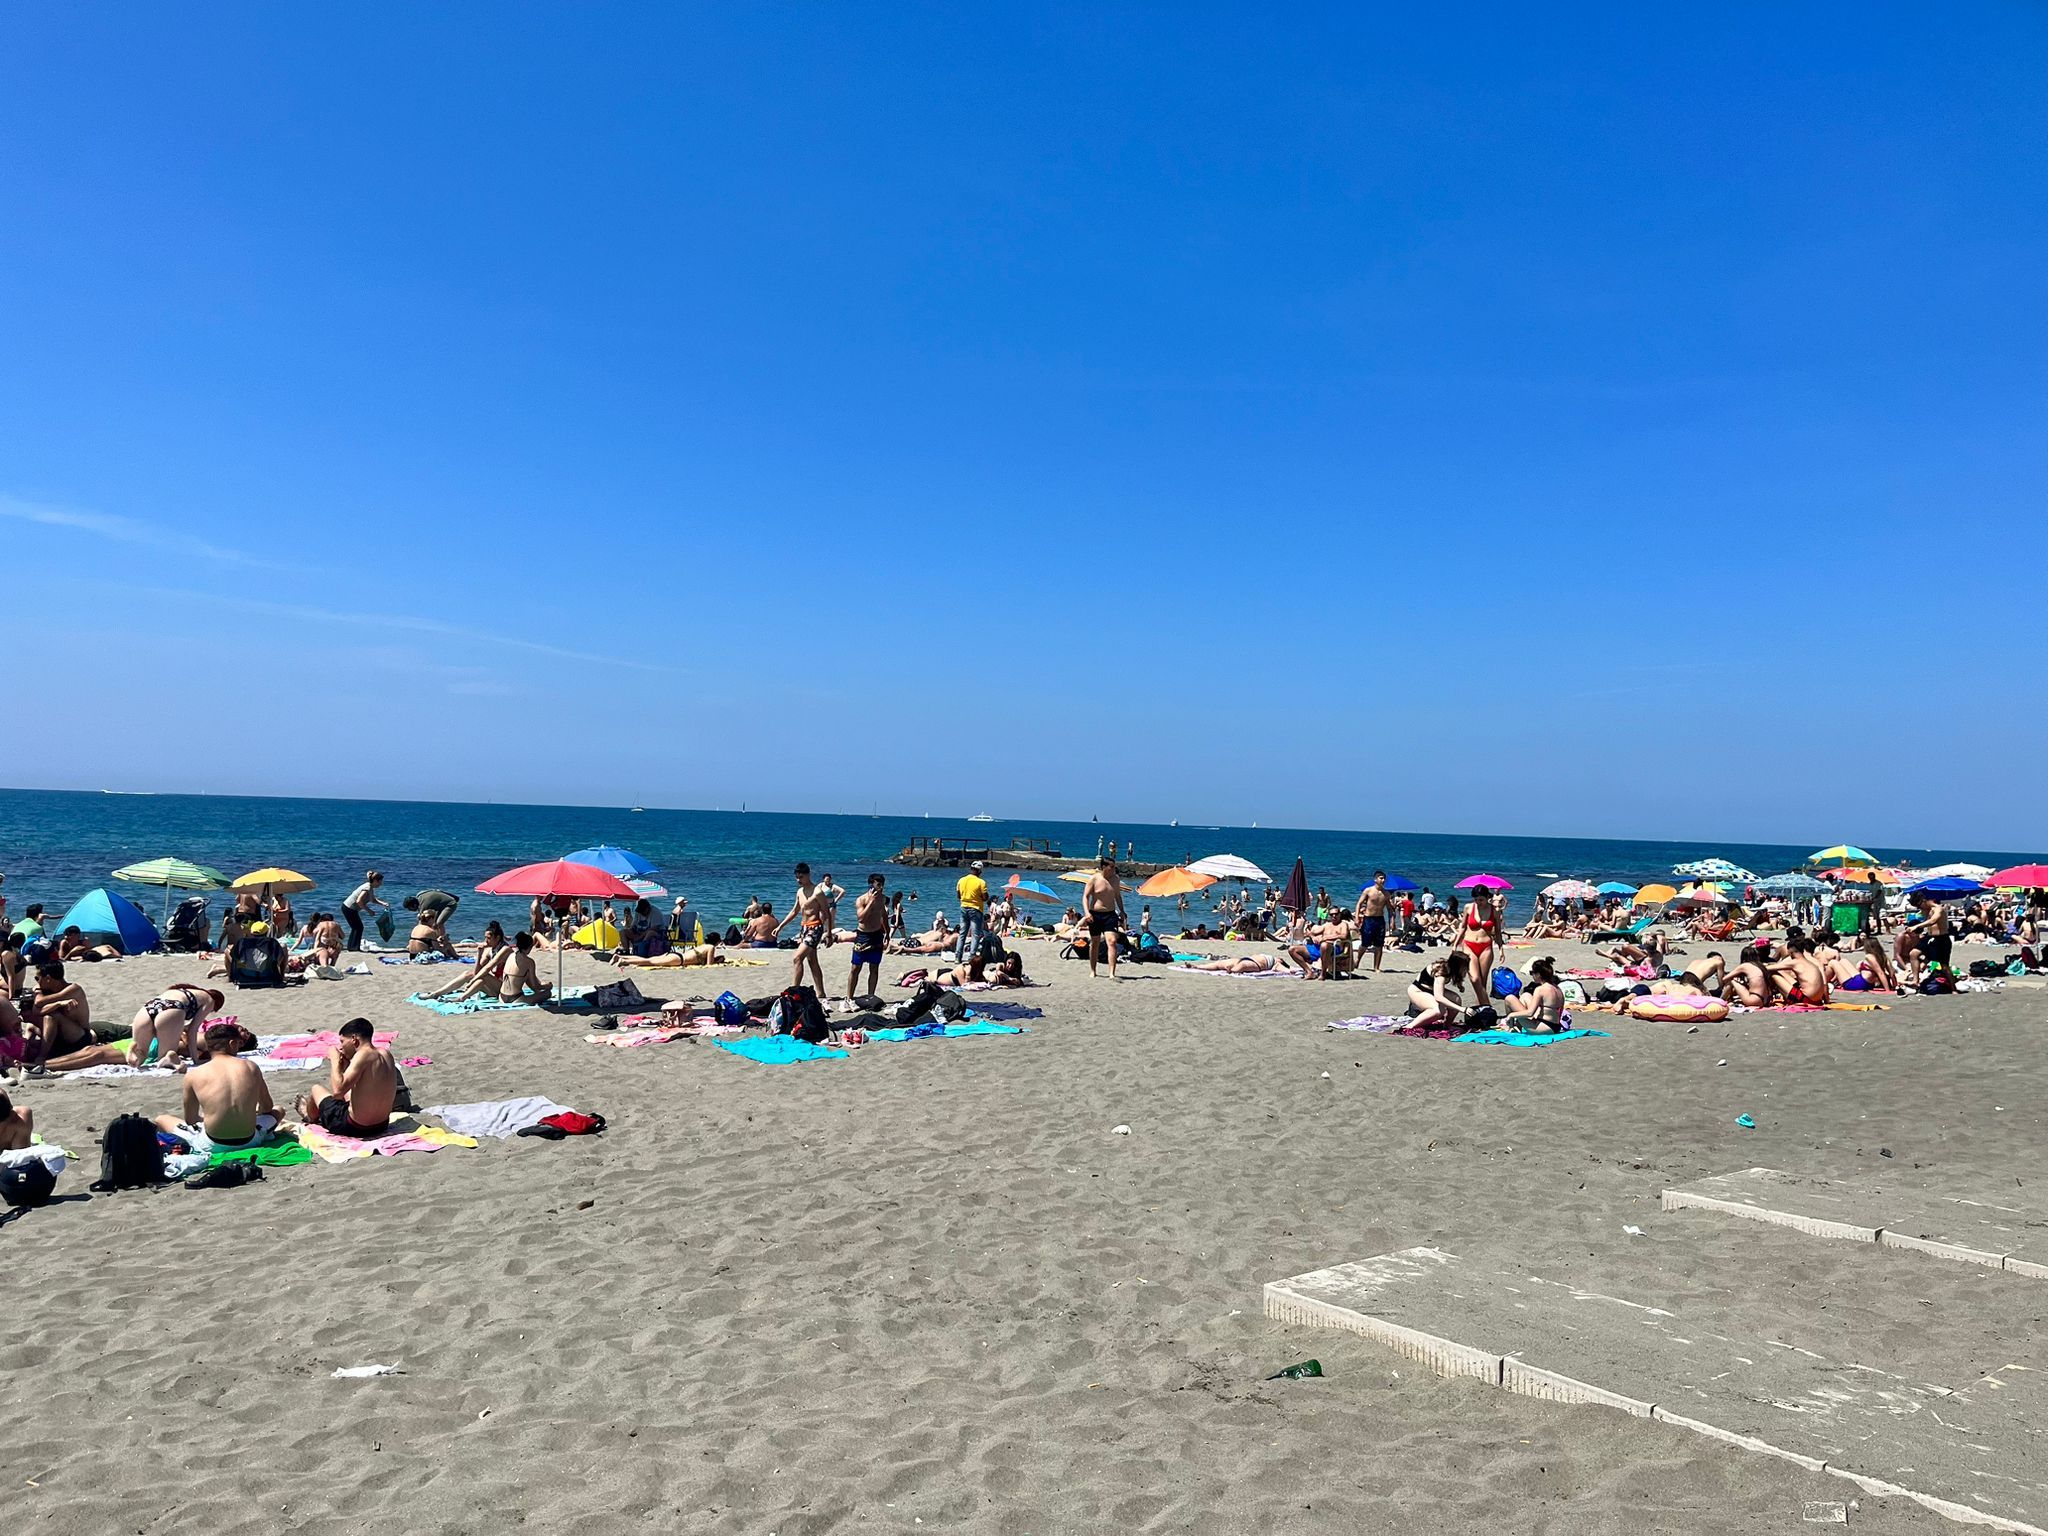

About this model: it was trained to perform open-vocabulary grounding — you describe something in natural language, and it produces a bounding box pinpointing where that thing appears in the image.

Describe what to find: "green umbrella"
[112,857,230,924]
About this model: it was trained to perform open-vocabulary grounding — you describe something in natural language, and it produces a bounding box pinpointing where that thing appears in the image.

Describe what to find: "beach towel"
[208,1133,315,1170]
[266,1030,397,1062]
[713,1036,847,1065]
[1170,965,1302,979]
[1327,1015,1409,1033]
[964,1001,1044,1021]
[1,1138,73,1176]
[297,1122,479,1162]
[420,1097,573,1139]
[1448,1029,1610,1047]
[866,1022,1025,1042]
[407,988,593,1015]
[380,953,463,965]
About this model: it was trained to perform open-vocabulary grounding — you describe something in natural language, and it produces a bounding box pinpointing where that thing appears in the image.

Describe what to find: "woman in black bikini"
[1406,952,1472,1028]
[1502,957,1565,1033]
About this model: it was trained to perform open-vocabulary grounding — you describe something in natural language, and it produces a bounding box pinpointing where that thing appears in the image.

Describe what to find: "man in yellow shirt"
[956,861,990,962]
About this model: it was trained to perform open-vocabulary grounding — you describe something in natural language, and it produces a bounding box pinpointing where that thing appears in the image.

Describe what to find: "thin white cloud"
[109,584,670,673]
[0,493,297,571]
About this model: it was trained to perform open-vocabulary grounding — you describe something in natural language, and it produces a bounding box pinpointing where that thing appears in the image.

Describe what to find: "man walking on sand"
[1081,855,1126,980]
[1355,871,1390,972]
[775,862,833,994]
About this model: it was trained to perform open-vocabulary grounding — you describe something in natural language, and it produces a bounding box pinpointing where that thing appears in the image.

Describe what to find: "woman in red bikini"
[1461,887,1501,1003]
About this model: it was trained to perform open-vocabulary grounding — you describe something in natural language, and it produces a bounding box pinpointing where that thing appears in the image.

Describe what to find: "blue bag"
[1490,966,1523,998]
[715,991,748,1028]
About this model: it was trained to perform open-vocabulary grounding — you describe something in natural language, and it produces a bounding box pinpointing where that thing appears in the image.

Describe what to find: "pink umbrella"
[1455,873,1513,891]
[476,859,641,997]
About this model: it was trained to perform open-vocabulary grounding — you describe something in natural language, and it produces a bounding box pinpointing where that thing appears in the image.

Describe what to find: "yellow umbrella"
[232,867,317,895]
[1058,871,1093,884]
[1633,883,1678,906]
[572,917,622,948]
[1138,866,1217,898]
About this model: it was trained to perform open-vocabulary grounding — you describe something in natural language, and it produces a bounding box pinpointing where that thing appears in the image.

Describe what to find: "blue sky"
[4,5,2043,847]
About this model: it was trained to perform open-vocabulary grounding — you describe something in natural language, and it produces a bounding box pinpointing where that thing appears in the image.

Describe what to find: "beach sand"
[7,936,2041,1533]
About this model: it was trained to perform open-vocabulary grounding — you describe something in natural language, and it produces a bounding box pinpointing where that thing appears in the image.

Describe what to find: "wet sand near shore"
[7,935,2041,1534]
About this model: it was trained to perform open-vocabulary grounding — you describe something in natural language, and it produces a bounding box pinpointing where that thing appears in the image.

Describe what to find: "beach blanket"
[421,1097,573,1139]
[266,1030,397,1062]
[380,954,463,965]
[1449,1029,1610,1048]
[1327,1015,1409,1033]
[208,1132,316,1170]
[867,1022,1025,1042]
[1170,964,1303,979]
[964,1001,1044,1021]
[297,1121,479,1162]
[714,1036,847,1065]
[407,988,593,1015]
[584,1021,740,1048]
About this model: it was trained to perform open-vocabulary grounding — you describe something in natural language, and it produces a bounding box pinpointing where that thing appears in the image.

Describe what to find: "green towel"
[208,1135,315,1169]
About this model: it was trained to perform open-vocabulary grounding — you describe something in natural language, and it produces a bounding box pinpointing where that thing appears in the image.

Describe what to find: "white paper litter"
[331,1363,403,1379]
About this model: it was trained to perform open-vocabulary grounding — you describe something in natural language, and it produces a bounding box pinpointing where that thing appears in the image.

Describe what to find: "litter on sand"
[331,1363,403,1379]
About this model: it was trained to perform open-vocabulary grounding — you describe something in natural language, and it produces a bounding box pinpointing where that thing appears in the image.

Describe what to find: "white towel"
[420,1096,573,1139]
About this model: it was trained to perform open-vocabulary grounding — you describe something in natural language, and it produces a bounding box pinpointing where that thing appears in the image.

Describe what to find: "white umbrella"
[1187,854,1271,883]
[1918,863,1993,882]
[1541,879,1600,900]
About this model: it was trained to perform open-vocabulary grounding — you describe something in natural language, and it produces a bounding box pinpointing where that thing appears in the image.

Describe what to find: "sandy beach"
[6,936,2042,1534]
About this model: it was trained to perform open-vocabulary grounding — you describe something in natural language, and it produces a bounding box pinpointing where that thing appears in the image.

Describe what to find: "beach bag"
[376,912,396,943]
[0,1158,55,1209]
[95,1113,166,1190]
[1464,1005,1499,1032]
[723,924,744,946]
[1559,980,1588,1006]
[934,991,970,1022]
[894,980,947,1028]
[714,991,748,1028]
[1490,967,1522,998]
[773,985,830,1043]
[586,978,645,1010]
[1969,959,2002,979]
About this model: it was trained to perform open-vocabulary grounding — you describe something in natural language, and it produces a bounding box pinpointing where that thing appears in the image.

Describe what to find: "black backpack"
[775,985,830,1043]
[0,1158,56,1209]
[894,980,947,1028]
[95,1114,166,1191]
[934,990,970,1023]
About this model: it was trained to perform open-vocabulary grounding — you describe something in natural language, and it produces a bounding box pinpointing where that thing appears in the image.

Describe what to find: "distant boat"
[1251,821,1258,828]
[101,789,155,796]
[631,806,646,813]
[1169,818,1178,827]
[968,812,996,823]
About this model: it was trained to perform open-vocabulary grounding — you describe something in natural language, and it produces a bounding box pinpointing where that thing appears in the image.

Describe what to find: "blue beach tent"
[56,888,162,954]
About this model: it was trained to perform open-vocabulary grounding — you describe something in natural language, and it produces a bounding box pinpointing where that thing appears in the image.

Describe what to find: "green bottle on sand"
[1269,1359,1322,1380]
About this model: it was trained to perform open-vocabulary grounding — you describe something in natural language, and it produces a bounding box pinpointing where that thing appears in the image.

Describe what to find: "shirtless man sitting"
[155,1021,279,1147]
[1766,935,1830,1005]
[295,1017,397,1138]
[0,1089,31,1152]
[743,908,781,947]
[23,963,93,1065]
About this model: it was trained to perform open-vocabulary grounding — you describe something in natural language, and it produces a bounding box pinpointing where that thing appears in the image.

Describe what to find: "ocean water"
[0,788,2029,938]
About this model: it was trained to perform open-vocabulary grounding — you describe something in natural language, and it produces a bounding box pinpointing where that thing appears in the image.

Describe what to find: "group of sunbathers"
[150,1014,397,1147]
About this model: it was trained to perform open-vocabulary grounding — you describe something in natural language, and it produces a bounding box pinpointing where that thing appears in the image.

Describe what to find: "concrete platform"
[1267,1245,2048,1532]
[1663,1167,2048,1277]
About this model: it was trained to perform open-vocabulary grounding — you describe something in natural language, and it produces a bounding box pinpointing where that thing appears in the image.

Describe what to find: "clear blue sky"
[4,5,2043,847]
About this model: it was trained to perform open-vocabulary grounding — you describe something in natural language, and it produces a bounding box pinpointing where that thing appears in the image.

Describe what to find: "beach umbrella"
[1669,884,1736,908]
[1277,857,1310,914]
[1825,867,1898,885]
[1988,863,2048,889]
[111,856,230,923]
[233,867,317,896]
[625,878,668,900]
[1672,859,1756,882]
[1756,872,1826,896]
[564,844,659,879]
[1542,879,1600,900]
[1455,873,1512,891]
[56,888,161,954]
[1918,863,1993,882]
[1808,845,1877,869]
[1596,881,1638,897]
[476,859,641,997]
[1137,866,1217,898]
[1187,854,1271,884]
[1004,878,1061,905]
[1905,876,1987,901]
[1633,883,1678,906]
[1377,875,1419,892]
[1057,870,1094,885]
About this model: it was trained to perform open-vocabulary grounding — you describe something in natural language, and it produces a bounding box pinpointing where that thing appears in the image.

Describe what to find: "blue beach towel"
[715,1036,847,1065]
[408,989,594,1016]
[867,1021,1026,1042]
[1449,1029,1610,1048]
[381,954,462,966]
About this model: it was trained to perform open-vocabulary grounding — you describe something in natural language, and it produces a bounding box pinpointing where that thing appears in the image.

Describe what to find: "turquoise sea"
[0,788,2030,937]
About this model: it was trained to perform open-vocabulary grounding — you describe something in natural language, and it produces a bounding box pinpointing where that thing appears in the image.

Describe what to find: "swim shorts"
[1087,911,1121,934]
[317,1096,386,1139]
[851,932,884,964]
[1359,915,1386,945]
